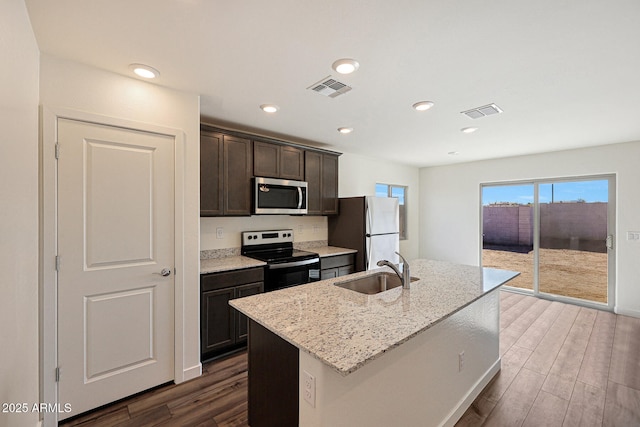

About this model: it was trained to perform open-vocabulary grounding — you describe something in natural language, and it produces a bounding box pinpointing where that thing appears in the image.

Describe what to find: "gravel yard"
[482,247,608,303]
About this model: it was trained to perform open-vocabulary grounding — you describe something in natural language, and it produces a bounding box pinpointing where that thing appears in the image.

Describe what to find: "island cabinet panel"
[200,268,264,361]
[200,128,252,216]
[320,253,355,279]
[305,151,339,216]
[254,140,304,181]
[248,320,299,427]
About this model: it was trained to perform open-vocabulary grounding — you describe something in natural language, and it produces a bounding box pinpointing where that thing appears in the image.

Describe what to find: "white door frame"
[40,106,187,427]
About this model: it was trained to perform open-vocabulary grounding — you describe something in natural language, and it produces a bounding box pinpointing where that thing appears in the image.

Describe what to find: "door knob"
[155,268,172,277]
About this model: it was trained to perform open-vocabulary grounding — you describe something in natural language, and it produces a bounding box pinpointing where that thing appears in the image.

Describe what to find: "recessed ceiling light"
[461,127,478,134]
[260,104,279,113]
[129,63,159,79]
[337,127,353,134]
[412,101,434,111]
[332,59,359,74]
[448,151,460,155]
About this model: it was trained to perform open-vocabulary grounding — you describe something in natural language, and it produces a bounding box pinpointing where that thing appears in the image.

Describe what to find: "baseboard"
[181,363,203,383]
[441,358,502,427]
[614,306,640,318]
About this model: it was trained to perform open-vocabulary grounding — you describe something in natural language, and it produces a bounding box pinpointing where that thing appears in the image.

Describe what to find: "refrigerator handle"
[366,201,372,236]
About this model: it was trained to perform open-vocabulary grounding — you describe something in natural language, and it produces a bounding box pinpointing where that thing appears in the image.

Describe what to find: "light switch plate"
[627,231,640,241]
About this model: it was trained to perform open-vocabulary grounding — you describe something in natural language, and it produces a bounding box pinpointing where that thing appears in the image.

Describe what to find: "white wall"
[419,141,640,316]
[0,1,40,427]
[339,152,420,261]
[39,55,202,381]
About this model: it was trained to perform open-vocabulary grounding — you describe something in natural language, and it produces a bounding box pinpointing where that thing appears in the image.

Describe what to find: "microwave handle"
[297,187,303,209]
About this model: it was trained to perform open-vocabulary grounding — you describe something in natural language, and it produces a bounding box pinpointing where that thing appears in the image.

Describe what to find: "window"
[376,183,407,240]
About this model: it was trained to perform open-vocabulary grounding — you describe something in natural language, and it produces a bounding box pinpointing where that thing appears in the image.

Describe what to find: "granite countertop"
[312,246,357,257]
[230,259,519,376]
[200,256,266,274]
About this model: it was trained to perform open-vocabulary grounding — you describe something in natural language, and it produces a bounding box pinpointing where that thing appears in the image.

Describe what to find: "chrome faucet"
[377,251,411,289]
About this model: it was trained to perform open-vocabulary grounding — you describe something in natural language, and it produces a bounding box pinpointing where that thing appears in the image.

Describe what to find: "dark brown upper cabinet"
[200,131,224,215]
[201,124,340,217]
[305,151,339,216]
[200,129,252,216]
[254,140,304,181]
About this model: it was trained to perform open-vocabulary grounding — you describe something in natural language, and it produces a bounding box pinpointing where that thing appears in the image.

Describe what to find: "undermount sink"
[334,272,419,295]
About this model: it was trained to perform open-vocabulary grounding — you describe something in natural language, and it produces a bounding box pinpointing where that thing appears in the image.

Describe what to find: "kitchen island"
[230,259,519,427]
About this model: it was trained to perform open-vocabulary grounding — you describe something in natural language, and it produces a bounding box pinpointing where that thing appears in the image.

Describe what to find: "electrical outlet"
[298,224,304,235]
[458,351,465,372]
[303,370,315,407]
[216,227,224,239]
[313,224,319,234]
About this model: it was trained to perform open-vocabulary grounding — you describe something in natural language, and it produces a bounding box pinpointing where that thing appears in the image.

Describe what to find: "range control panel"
[242,229,294,246]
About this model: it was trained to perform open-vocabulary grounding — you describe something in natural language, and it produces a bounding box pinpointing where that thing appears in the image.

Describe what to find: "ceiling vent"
[307,76,352,98]
[461,103,503,119]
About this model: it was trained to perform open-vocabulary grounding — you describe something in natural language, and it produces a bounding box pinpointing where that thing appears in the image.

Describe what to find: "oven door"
[264,258,320,292]
[254,177,308,215]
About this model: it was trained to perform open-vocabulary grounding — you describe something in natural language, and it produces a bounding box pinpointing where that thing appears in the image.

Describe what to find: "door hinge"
[55,143,60,159]
[55,367,60,382]
[55,255,60,271]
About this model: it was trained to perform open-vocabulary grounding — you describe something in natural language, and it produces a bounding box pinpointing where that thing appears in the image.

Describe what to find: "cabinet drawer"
[320,268,338,280]
[201,267,265,291]
[320,253,356,270]
[338,265,354,276]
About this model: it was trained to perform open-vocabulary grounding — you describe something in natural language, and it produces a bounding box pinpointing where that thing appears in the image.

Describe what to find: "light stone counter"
[311,245,357,257]
[230,259,518,375]
[200,256,266,274]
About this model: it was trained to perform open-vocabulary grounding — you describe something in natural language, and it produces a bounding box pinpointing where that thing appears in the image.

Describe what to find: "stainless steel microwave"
[254,177,308,215]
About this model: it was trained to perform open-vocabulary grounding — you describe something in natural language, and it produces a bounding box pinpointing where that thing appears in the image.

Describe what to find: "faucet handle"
[395,251,408,266]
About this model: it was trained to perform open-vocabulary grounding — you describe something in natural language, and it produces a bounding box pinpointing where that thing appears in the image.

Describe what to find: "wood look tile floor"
[60,290,640,427]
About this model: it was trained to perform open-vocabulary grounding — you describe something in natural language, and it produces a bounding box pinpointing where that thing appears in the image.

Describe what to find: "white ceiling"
[25,0,640,167]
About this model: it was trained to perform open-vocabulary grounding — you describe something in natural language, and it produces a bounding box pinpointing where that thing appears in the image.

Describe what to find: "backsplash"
[200,240,328,259]
[200,215,328,258]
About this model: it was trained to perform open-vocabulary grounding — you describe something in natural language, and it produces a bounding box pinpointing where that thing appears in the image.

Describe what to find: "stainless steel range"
[241,229,320,292]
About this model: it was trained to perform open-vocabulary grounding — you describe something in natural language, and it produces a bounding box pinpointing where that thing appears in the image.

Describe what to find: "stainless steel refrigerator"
[328,196,400,271]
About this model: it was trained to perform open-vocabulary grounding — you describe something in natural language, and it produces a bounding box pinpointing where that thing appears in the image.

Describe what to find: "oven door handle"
[268,258,320,269]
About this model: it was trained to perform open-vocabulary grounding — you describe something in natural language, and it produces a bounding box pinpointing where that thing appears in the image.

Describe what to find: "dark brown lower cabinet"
[248,320,299,427]
[320,253,356,280]
[201,268,264,361]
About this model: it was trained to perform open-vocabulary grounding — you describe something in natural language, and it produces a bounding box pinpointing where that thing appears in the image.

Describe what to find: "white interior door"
[57,118,175,419]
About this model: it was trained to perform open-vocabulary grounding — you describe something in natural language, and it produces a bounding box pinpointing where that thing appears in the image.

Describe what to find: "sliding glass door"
[481,176,615,309]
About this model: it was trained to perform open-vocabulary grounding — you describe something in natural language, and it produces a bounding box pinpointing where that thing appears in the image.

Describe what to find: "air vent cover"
[307,76,352,98]
[461,103,503,119]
